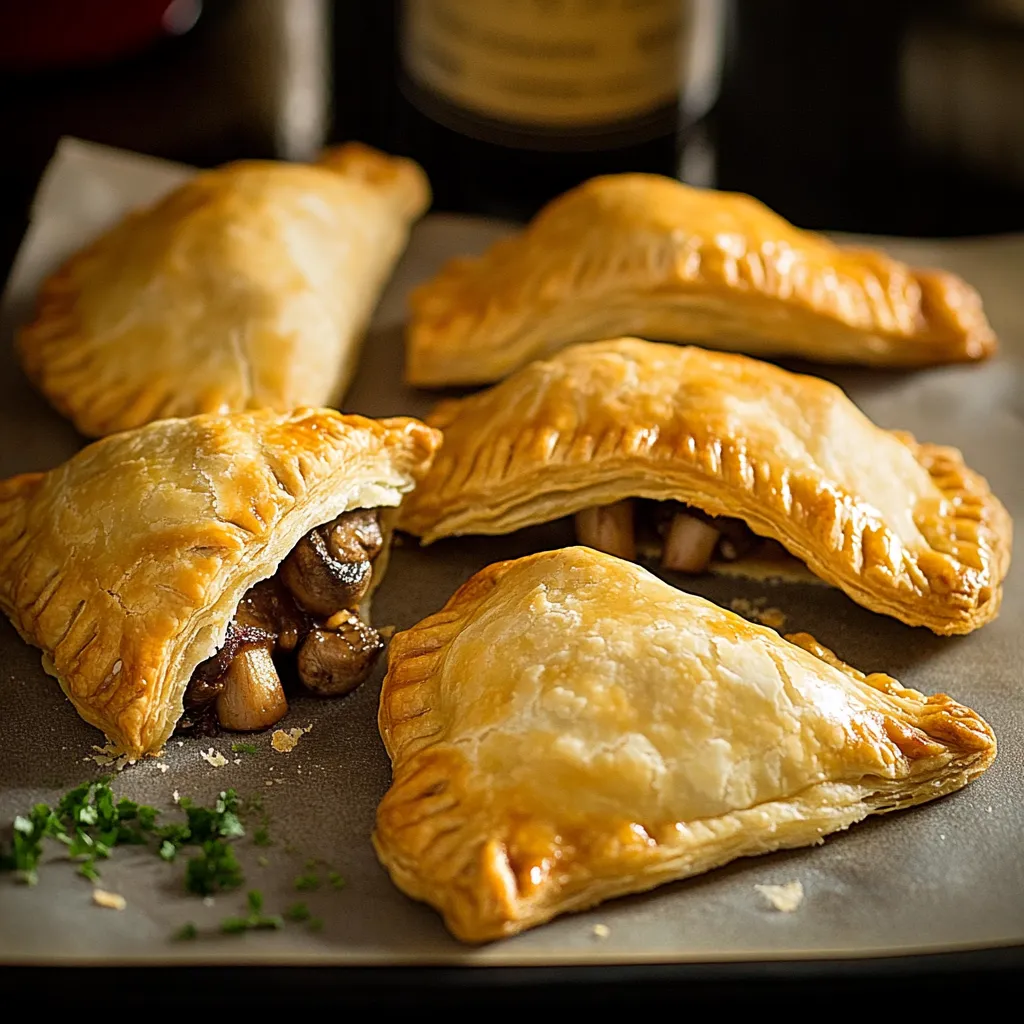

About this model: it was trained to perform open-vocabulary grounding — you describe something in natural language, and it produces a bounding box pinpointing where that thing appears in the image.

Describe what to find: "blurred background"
[1,0,1024,281]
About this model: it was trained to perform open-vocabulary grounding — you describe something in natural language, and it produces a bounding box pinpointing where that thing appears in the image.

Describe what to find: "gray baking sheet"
[0,139,1021,965]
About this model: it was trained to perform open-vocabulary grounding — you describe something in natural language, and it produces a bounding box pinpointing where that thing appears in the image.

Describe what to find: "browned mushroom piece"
[235,578,309,652]
[574,501,636,560]
[296,611,383,696]
[661,511,721,572]
[215,644,289,731]
[279,529,372,616]
[323,508,383,563]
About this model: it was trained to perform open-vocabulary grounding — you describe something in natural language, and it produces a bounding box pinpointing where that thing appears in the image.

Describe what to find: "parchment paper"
[0,138,1021,965]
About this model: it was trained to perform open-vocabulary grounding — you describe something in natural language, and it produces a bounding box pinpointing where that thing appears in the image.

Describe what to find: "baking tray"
[0,139,1021,967]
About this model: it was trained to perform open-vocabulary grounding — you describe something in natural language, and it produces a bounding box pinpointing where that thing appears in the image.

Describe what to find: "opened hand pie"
[374,547,996,942]
[405,173,995,386]
[19,143,429,438]
[0,408,441,757]
[400,339,1012,635]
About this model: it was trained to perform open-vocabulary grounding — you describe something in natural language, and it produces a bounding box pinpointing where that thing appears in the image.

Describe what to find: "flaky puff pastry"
[0,409,441,757]
[375,547,996,943]
[400,339,1012,635]
[405,173,995,386]
[19,143,429,438]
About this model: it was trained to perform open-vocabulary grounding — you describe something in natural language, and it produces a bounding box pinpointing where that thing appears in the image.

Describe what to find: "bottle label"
[400,0,684,139]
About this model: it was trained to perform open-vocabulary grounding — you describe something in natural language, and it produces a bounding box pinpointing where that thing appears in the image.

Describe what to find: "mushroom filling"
[181,508,385,733]
[574,499,760,573]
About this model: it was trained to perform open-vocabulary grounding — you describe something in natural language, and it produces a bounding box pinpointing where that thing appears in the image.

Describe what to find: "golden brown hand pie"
[400,339,1012,635]
[0,408,441,758]
[19,143,430,438]
[405,173,995,386]
[374,547,997,943]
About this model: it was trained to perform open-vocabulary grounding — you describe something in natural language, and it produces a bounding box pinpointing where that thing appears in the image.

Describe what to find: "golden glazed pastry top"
[406,173,996,385]
[374,547,996,942]
[19,143,430,438]
[400,339,1012,635]
[0,408,441,757]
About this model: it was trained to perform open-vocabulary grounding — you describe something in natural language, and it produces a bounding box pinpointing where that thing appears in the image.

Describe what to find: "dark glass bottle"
[334,0,725,221]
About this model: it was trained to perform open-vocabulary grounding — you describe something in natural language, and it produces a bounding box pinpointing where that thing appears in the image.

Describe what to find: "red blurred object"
[0,0,201,71]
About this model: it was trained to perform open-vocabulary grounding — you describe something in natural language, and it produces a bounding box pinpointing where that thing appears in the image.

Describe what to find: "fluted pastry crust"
[405,174,995,385]
[19,143,430,438]
[0,408,441,757]
[400,339,1012,635]
[373,547,997,943]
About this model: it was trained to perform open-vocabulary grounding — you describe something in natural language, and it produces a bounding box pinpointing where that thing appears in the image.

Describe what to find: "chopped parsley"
[284,901,311,922]
[294,870,321,892]
[219,890,284,934]
[0,781,160,885]
[4,778,340,940]
[230,742,259,755]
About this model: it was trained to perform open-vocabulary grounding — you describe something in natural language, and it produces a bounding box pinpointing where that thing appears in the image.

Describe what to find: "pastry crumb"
[200,747,228,767]
[92,889,126,911]
[87,742,133,771]
[729,597,787,630]
[591,924,610,939]
[157,762,169,773]
[755,881,804,912]
[271,724,313,753]
[172,789,180,804]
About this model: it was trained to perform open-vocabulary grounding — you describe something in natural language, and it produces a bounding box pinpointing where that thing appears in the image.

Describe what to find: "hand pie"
[400,339,1012,635]
[374,547,997,943]
[405,173,995,386]
[0,408,441,758]
[19,143,430,438]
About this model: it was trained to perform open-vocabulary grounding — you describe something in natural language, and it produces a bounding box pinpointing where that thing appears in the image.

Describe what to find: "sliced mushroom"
[279,529,372,616]
[296,611,383,696]
[661,512,722,572]
[215,645,289,731]
[323,508,383,563]
[235,579,308,652]
[574,501,636,560]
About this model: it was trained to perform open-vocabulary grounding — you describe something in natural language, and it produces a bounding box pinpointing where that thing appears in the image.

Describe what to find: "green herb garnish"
[284,901,311,922]
[230,743,259,755]
[294,870,320,891]
[253,826,272,847]
[328,871,345,891]
[0,780,162,884]
[219,890,284,934]
[173,922,198,941]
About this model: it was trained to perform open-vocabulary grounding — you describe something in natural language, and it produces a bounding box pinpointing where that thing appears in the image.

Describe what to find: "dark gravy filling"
[574,499,779,572]
[180,508,385,734]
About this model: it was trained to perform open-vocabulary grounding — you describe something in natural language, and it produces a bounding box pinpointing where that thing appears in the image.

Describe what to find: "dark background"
[2,0,1024,284]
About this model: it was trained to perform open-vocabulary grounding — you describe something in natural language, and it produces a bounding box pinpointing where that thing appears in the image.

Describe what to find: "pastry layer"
[0,408,441,756]
[406,173,995,386]
[400,339,1012,634]
[374,547,997,942]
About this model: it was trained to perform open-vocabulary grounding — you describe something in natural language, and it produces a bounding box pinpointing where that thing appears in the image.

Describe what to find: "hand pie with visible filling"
[400,339,1012,635]
[405,173,995,386]
[19,143,429,438]
[0,408,441,757]
[374,547,997,943]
